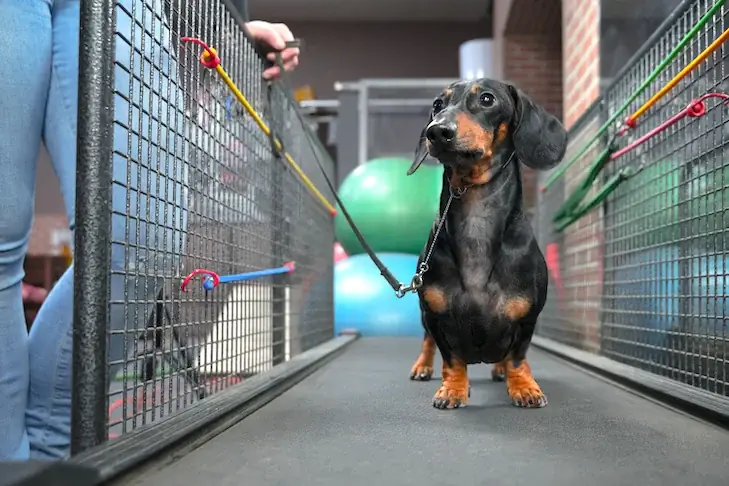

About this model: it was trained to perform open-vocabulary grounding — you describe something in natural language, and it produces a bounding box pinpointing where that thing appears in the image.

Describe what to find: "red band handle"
[180,268,221,292]
[180,37,221,69]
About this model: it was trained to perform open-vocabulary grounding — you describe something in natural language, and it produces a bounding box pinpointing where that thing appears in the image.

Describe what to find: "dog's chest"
[450,204,498,291]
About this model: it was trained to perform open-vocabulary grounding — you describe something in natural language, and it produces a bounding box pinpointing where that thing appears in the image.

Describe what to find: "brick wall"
[542,113,605,352]
[496,0,604,352]
[562,0,600,128]
[556,0,603,351]
[497,0,562,213]
[503,34,563,210]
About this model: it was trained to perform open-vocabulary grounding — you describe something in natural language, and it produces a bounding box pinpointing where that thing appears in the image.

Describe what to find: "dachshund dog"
[406,79,568,410]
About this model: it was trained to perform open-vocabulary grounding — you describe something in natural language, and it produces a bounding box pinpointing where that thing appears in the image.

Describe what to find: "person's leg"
[25,0,189,457]
[0,0,53,460]
[25,0,79,460]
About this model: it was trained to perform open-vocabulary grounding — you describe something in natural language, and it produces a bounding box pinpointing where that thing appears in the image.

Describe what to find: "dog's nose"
[426,123,457,147]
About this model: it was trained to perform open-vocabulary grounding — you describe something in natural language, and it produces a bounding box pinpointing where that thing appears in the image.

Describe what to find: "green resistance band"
[554,164,641,233]
[542,0,726,193]
[552,144,615,224]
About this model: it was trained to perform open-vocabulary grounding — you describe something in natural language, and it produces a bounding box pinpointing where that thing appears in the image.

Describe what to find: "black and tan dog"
[406,78,568,410]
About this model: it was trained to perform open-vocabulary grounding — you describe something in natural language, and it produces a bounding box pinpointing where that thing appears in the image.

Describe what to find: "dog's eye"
[479,92,495,107]
[432,99,444,113]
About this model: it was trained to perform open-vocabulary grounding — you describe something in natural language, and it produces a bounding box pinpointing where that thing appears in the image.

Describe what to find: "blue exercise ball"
[334,252,423,337]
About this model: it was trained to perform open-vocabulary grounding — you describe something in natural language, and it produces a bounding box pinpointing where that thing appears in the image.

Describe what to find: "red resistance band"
[611,92,729,160]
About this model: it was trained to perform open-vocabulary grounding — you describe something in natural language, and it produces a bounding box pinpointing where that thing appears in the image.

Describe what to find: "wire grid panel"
[535,103,606,352]
[106,0,336,439]
[536,0,728,398]
[365,84,443,163]
[601,0,728,396]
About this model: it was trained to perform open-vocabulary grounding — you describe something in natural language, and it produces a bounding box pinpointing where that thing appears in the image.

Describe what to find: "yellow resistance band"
[625,26,729,127]
[185,39,337,216]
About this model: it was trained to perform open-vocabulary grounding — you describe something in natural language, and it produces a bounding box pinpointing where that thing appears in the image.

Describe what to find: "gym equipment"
[334,252,423,337]
[334,157,442,256]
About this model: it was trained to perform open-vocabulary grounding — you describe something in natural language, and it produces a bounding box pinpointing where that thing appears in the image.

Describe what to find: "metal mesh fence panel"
[354,79,456,166]
[366,85,440,162]
[536,103,606,352]
[76,0,335,449]
[601,0,727,396]
[537,0,728,398]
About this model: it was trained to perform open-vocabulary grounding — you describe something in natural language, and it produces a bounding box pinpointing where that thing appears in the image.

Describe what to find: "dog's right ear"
[507,84,568,171]
[407,113,433,175]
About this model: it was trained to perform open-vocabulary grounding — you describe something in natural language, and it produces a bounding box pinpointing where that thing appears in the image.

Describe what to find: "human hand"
[245,20,300,80]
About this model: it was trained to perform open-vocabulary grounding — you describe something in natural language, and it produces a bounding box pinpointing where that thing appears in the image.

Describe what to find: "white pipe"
[459,39,494,80]
[300,99,340,109]
[335,78,458,91]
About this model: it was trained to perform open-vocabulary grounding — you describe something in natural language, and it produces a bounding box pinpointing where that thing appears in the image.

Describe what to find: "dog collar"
[448,151,516,191]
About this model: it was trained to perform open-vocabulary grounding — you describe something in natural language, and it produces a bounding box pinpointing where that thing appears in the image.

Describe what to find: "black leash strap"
[264,41,304,160]
[266,83,285,160]
[266,41,409,295]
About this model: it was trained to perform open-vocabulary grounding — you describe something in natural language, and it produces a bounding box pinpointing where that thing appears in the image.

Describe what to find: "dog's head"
[407,79,568,185]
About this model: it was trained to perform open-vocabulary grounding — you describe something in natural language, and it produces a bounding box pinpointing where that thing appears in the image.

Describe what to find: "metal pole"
[357,84,368,166]
[335,78,459,92]
[72,0,115,454]
[302,98,435,111]
[368,98,436,108]
[361,78,458,89]
[300,99,340,110]
[271,91,287,366]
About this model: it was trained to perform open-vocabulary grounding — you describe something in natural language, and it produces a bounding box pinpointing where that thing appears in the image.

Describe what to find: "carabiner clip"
[395,273,424,299]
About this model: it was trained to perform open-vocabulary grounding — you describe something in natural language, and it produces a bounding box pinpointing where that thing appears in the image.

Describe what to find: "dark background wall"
[282,21,487,98]
[600,0,684,84]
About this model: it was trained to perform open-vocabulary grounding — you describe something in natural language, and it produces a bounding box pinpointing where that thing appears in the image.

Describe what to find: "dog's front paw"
[506,359,547,408]
[432,357,469,409]
[491,361,506,382]
[410,335,436,381]
[432,383,470,409]
[507,381,547,408]
[409,361,433,381]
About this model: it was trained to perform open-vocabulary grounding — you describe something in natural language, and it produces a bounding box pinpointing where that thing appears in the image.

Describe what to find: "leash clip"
[449,185,469,199]
[394,263,429,298]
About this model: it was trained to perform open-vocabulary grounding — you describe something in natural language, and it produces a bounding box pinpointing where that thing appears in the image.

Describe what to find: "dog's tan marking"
[455,112,492,156]
[503,296,531,321]
[444,88,453,99]
[423,286,448,314]
[433,356,469,409]
[470,84,480,95]
[495,122,509,145]
[505,359,547,408]
[468,161,492,185]
[449,112,495,188]
[491,359,507,381]
[409,335,436,381]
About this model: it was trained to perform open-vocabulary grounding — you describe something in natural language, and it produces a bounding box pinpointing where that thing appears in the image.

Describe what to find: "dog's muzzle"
[426,121,485,164]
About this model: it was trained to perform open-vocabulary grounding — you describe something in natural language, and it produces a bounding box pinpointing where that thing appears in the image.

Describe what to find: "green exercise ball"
[335,157,443,256]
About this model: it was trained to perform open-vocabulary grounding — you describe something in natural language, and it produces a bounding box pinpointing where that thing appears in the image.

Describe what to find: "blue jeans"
[0,0,187,460]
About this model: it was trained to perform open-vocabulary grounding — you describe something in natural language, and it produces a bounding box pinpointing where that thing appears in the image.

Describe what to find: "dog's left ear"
[508,85,568,171]
[407,112,433,175]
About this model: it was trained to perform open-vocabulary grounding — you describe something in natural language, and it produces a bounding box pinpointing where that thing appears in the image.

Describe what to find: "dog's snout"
[426,123,457,147]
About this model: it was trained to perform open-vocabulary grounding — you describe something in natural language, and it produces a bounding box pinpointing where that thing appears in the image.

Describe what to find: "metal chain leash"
[395,185,468,298]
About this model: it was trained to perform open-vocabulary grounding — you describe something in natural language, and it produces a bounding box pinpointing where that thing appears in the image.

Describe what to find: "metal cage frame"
[73,0,336,457]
